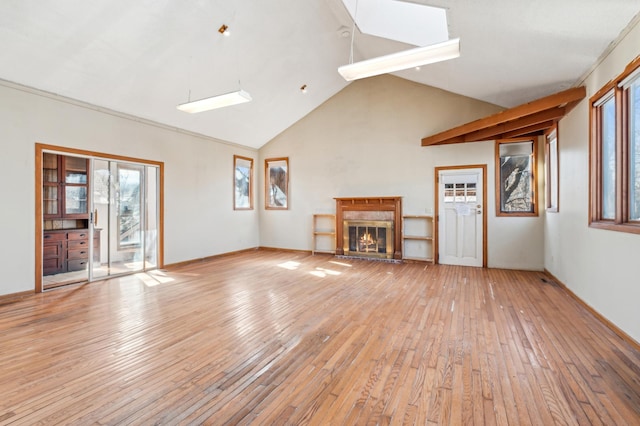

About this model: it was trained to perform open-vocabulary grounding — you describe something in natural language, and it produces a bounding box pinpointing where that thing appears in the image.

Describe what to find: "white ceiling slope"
[0,0,638,149]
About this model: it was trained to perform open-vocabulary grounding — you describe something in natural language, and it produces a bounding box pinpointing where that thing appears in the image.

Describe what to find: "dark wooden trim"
[421,86,586,146]
[544,269,640,352]
[36,143,164,166]
[434,165,488,268]
[334,197,402,260]
[35,145,43,293]
[620,86,630,223]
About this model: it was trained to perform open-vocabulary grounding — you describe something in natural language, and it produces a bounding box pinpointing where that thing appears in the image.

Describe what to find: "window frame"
[233,155,254,210]
[495,137,538,217]
[589,55,640,234]
[545,125,559,212]
[265,157,289,210]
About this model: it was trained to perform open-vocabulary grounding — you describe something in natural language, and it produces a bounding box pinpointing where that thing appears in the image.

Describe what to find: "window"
[495,138,538,216]
[233,155,254,210]
[265,157,289,210]
[444,182,476,203]
[545,126,559,212]
[590,57,640,233]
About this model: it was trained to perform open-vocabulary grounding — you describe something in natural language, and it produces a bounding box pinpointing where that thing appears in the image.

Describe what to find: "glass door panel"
[91,159,110,280]
[90,159,159,280]
[112,163,144,275]
[144,166,159,269]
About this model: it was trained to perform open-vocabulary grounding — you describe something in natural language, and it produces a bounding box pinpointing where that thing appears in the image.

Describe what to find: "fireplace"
[343,220,394,259]
[334,197,402,260]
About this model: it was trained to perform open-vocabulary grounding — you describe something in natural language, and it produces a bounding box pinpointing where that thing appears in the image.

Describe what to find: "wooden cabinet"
[42,232,66,275]
[402,215,434,262]
[43,229,100,275]
[42,152,98,276]
[43,153,89,219]
[312,214,336,255]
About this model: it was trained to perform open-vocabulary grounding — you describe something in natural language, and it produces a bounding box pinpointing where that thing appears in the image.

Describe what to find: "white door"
[438,168,483,267]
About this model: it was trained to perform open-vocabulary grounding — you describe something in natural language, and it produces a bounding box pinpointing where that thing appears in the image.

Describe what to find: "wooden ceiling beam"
[421,86,586,146]
[502,120,555,139]
[461,107,566,143]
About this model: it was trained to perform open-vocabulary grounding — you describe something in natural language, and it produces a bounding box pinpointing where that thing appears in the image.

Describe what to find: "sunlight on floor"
[136,270,176,287]
[277,261,301,270]
[309,267,342,278]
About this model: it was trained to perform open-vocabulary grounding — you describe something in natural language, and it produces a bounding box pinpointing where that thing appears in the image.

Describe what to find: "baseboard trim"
[544,269,640,351]
[164,247,260,270]
[0,290,34,306]
[258,246,312,254]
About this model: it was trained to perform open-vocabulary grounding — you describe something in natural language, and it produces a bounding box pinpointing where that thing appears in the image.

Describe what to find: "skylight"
[340,0,449,46]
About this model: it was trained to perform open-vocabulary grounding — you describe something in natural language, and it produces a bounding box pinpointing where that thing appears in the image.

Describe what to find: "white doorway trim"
[434,164,488,268]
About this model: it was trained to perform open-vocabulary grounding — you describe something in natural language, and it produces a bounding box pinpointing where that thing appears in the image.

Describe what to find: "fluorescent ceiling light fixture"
[338,38,460,81]
[176,89,252,113]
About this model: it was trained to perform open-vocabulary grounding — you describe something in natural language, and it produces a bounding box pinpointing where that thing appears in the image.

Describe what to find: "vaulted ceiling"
[0,1,638,149]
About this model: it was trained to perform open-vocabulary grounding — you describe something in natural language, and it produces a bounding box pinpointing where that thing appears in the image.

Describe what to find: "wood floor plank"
[0,250,638,425]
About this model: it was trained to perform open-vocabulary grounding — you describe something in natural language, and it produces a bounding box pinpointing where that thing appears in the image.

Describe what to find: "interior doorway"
[434,165,487,267]
[35,144,164,292]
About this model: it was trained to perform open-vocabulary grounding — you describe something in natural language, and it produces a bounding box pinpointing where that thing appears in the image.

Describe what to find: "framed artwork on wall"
[233,155,253,210]
[495,138,538,217]
[265,157,289,209]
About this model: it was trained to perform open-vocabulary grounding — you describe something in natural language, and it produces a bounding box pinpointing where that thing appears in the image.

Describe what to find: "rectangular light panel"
[338,38,460,81]
[177,90,252,113]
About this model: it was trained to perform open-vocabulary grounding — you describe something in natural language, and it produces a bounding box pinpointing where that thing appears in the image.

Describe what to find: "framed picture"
[495,138,538,216]
[265,157,289,209]
[233,155,253,210]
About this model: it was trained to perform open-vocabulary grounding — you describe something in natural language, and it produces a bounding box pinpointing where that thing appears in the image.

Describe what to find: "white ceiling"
[0,0,638,149]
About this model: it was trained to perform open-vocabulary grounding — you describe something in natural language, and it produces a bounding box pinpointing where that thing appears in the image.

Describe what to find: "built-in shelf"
[312,214,336,255]
[402,215,434,263]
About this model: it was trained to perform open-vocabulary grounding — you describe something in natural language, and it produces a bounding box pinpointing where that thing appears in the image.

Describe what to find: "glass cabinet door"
[43,153,60,217]
[63,156,89,218]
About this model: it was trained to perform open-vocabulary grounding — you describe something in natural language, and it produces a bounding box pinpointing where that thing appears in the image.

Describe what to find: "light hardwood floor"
[1,250,639,425]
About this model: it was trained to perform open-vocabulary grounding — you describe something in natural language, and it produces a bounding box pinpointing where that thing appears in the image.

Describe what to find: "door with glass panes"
[438,168,484,267]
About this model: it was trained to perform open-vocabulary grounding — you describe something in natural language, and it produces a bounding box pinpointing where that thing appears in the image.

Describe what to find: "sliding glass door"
[91,159,159,280]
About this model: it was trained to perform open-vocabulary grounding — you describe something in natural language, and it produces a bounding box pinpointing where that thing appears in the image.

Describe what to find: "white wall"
[259,75,545,270]
[545,18,640,342]
[0,83,259,296]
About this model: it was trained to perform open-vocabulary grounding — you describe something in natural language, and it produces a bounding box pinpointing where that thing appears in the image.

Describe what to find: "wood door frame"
[35,143,165,293]
[434,164,488,268]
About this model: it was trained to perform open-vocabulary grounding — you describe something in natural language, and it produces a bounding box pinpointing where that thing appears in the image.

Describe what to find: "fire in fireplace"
[343,220,394,259]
